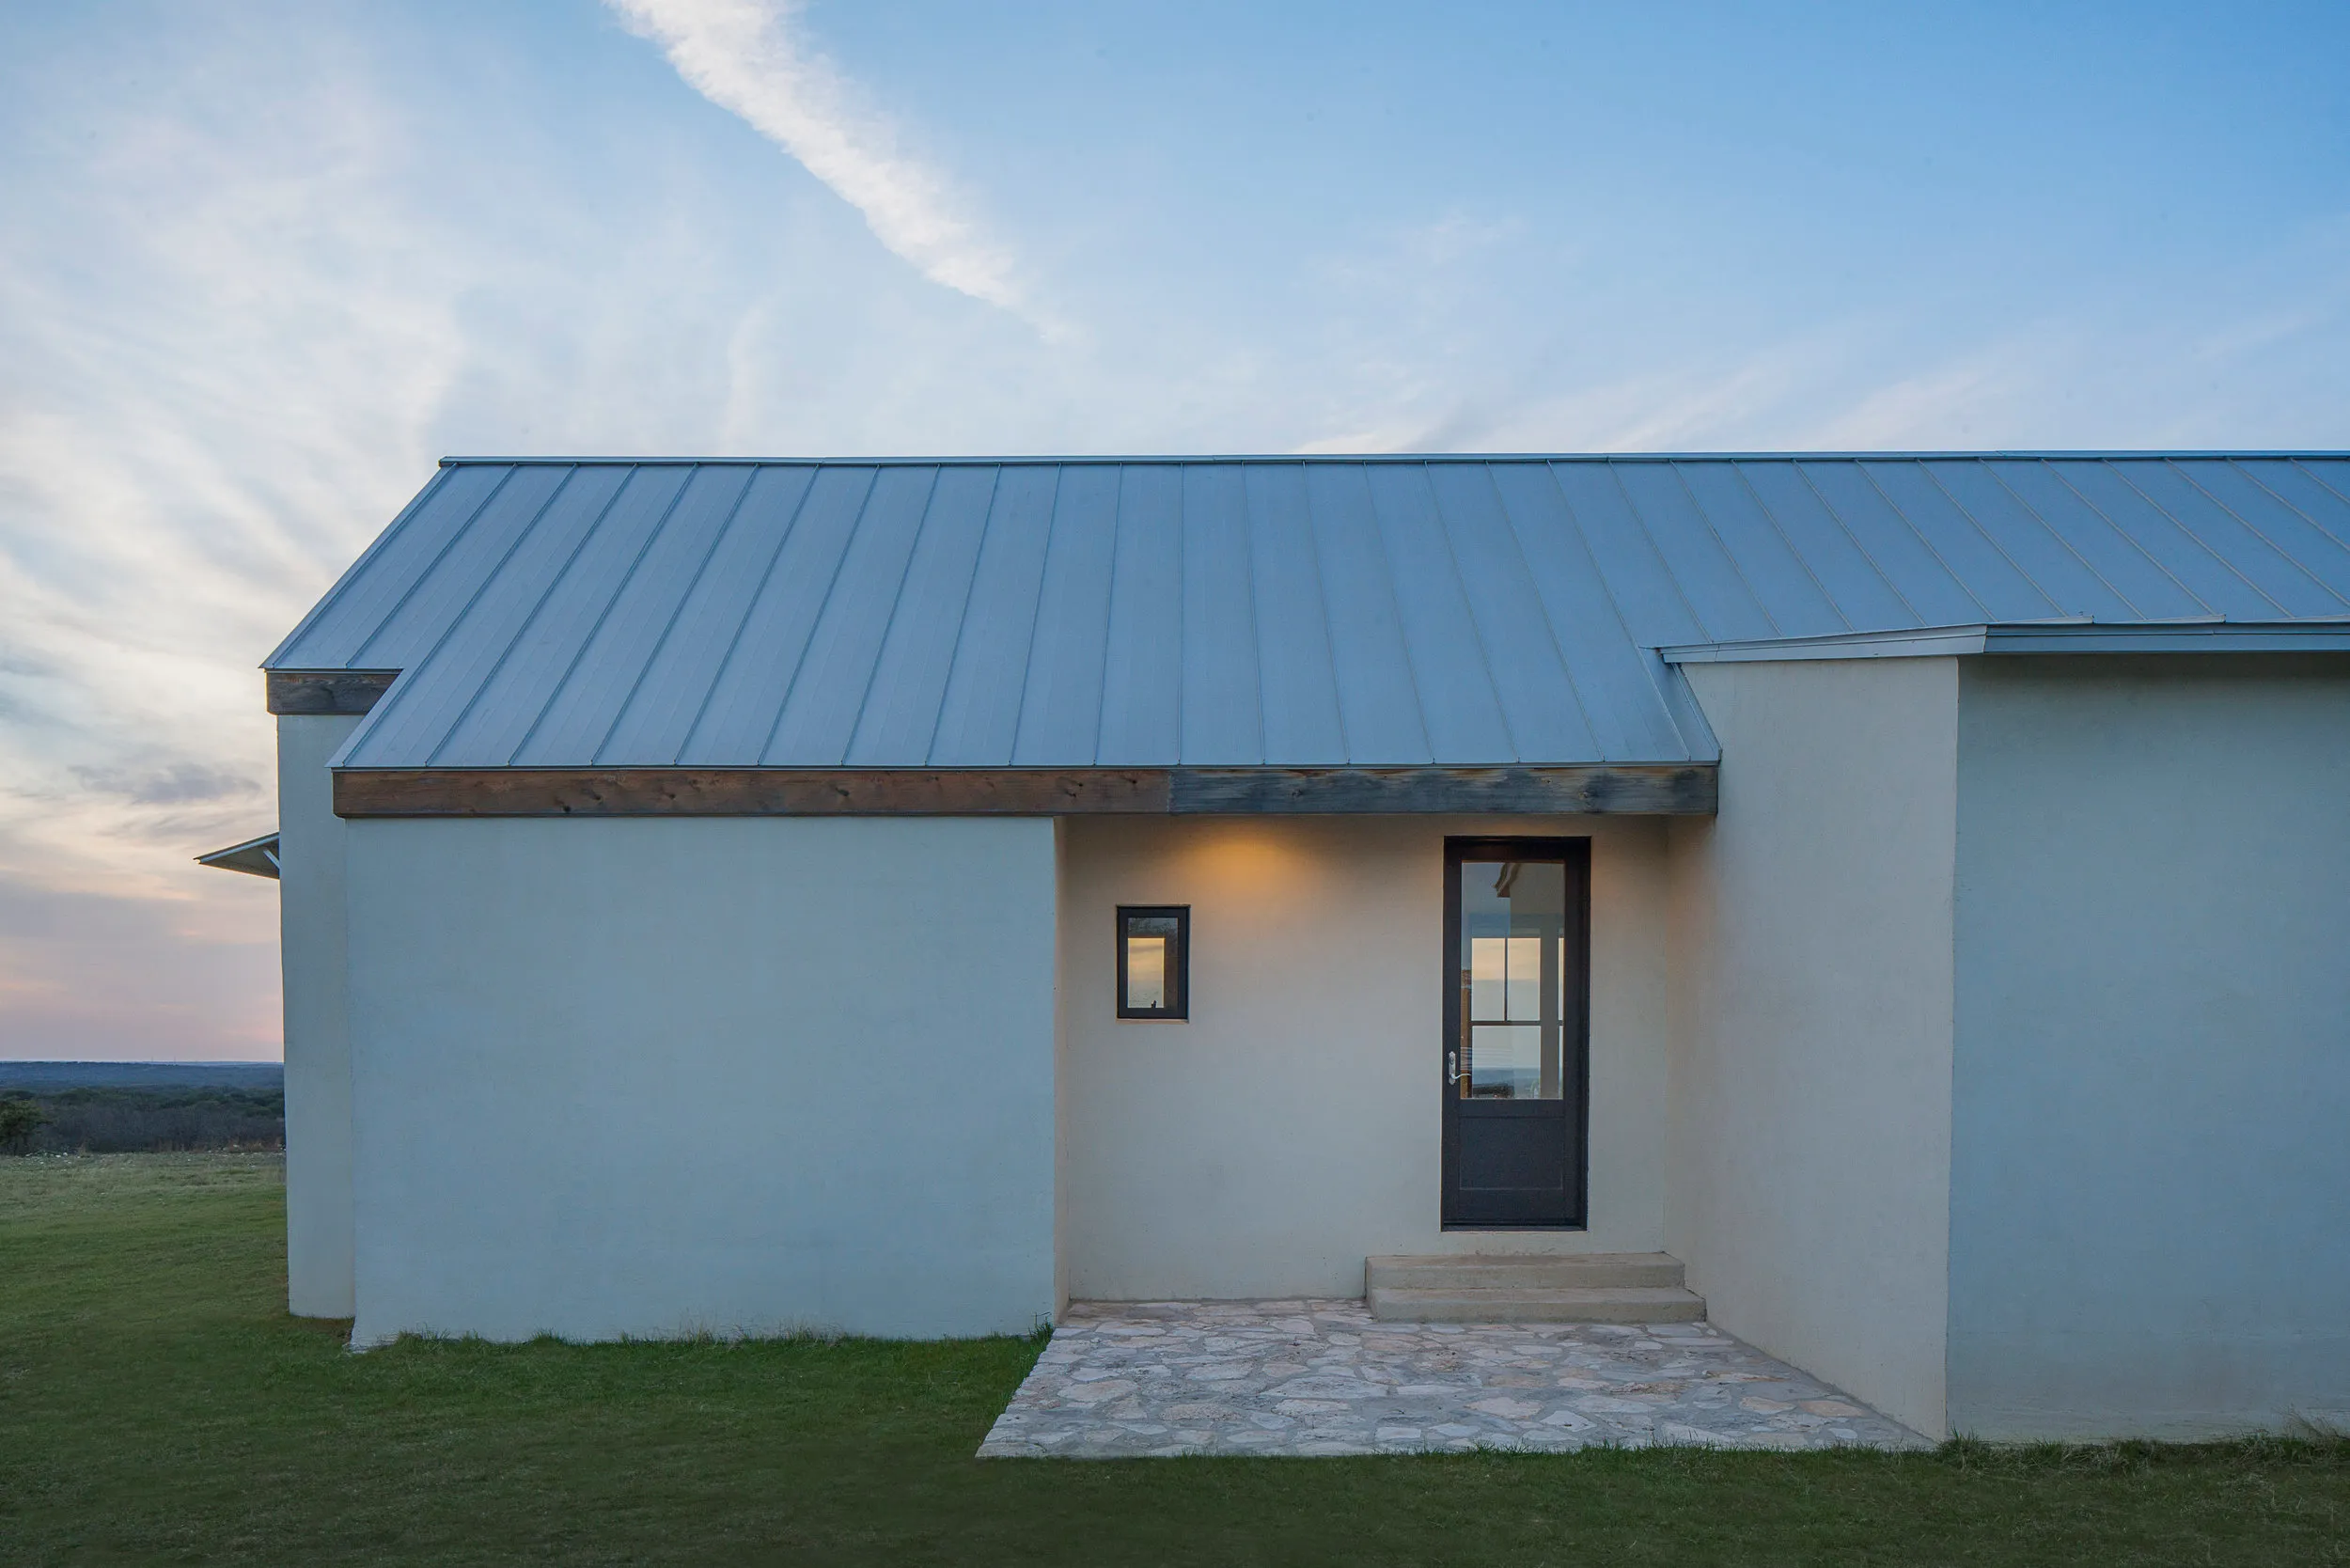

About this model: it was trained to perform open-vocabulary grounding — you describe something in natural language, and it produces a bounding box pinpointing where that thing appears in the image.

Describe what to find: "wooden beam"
[1167,766,1716,815]
[334,768,1175,818]
[334,764,1716,818]
[267,670,399,715]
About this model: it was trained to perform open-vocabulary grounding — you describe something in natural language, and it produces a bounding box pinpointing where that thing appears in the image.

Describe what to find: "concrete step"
[1364,1253,1704,1324]
[1367,1283,1707,1325]
[1366,1251,1687,1292]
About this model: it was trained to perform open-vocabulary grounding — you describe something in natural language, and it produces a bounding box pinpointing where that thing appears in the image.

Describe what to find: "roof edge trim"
[1661,621,2350,664]
[437,450,2350,469]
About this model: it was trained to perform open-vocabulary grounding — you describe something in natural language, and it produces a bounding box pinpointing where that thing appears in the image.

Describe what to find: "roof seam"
[586,465,759,766]
[674,466,827,764]
[1003,466,1067,767]
[1240,468,1270,765]
[2290,456,2350,523]
[755,466,885,766]
[911,465,1002,767]
[1910,459,2070,618]
[1785,460,1924,624]
[1540,461,1698,757]
[1722,460,1853,633]
[1089,469,1128,767]
[1417,462,1523,763]
[424,465,636,766]
[1478,463,1609,759]
[1974,461,2145,619]
[361,465,581,765]
[2178,460,2350,611]
[2035,460,2207,615]
[1849,460,1998,622]
[507,464,701,765]
[830,467,942,767]
[2240,459,2350,556]
[1600,461,1710,640]
[1666,459,1785,636]
[265,463,458,667]
[2104,460,2289,619]
[346,465,521,669]
[1295,466,1351,764]
[2165,457,2345,607]
[1353,467,1436,764]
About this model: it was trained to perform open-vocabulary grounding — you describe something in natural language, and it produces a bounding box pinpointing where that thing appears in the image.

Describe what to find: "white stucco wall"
[277,714,358,1318]
[1949,654,2350,1437]
[1060,815,1675,1301]
[1667,658,1958,1438]
[341,815,1058,1346]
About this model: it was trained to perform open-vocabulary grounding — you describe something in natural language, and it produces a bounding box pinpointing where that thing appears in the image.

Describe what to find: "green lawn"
[1,1156,2343,1565]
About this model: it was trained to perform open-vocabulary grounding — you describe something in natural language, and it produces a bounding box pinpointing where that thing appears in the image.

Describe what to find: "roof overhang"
[266,669,398,714]
[196,832,281,879]
[330,764,1718,819]
[1658,620,2350,664]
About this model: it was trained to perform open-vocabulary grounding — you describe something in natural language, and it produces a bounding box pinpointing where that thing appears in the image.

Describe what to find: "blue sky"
[1,0,2344,1058]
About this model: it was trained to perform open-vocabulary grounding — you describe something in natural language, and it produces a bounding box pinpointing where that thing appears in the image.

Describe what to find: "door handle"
[1446,1050,1463,1085]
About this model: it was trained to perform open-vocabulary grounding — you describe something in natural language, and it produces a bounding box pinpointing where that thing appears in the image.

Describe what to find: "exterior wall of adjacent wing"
[1666,658,1958,1439]
[279,714,360,1319]
[342,815,1058,1345]
[1059,814,1675,1300]
[1949,653,2350,1437]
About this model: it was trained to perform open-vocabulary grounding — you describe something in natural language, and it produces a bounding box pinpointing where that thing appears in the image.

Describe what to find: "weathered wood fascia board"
[266,669,400,715]
[333,764,1718,819]
[1167,766,1716,815]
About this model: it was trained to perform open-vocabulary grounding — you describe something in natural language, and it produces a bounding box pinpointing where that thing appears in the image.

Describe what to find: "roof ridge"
[434,450,2350,468]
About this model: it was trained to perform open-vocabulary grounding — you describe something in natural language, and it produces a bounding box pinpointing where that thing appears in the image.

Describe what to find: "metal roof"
[196,831,281,879]
[268,455,2350,771]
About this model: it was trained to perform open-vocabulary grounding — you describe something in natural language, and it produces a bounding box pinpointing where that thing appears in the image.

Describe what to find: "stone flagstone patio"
[979,1299,1927,1458]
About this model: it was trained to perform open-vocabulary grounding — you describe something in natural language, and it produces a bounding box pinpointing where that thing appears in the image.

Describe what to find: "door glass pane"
[1468,1024,1543,1098]
[1505,935,1542,1021]
[1458,859,1567,1100]
[1468,936,1508,1021]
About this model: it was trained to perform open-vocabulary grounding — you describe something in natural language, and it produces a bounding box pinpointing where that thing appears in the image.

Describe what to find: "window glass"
[1125,930,1170,1011]
[1118,908,1187,1019]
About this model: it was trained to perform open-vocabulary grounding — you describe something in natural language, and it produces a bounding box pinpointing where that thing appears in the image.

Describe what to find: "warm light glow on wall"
[1168,821,1331,902]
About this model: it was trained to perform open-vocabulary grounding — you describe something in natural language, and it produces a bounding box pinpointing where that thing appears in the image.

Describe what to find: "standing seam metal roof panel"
[1299,463,1425,764]
[1094,464,1184,766]
[1175,463,1263,763]
[844,465,1002,766]
[1245,463,1350,766]
[514,464,750,766]
[279,455,2350,773]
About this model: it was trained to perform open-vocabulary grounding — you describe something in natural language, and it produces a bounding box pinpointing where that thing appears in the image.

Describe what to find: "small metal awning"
[197,831,280,879]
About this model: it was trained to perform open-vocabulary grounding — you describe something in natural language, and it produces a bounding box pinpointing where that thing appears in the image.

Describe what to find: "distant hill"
[0,1061,283,1092]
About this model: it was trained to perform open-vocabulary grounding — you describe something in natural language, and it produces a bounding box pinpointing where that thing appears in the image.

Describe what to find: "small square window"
[1116,905,1189,1020]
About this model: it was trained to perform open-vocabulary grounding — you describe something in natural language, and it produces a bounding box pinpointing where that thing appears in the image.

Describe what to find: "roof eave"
[1658,621,2350,664]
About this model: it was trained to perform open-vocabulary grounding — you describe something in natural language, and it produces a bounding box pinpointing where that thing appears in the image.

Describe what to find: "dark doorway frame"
[1440,836,1591,1229]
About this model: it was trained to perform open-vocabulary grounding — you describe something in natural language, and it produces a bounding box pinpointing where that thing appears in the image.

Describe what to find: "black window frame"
[1115,905,1190,1021]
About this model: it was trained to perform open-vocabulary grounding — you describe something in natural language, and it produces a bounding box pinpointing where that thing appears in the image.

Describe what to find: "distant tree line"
[0,1086,284,1154]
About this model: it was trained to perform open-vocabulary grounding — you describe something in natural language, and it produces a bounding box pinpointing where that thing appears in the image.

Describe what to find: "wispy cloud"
[607,0,1048,330]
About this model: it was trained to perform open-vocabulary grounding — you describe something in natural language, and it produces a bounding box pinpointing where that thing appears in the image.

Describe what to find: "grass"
[0,1156,2343,1566]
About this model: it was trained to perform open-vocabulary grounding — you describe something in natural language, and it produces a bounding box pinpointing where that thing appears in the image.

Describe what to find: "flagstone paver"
[979,1298,1927,1458]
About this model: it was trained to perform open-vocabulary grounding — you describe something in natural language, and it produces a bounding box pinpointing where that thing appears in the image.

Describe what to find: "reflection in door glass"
[1459,860,1566,1100]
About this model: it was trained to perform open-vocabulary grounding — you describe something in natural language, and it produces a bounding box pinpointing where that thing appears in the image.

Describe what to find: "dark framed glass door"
[1441,837,1589,1228]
